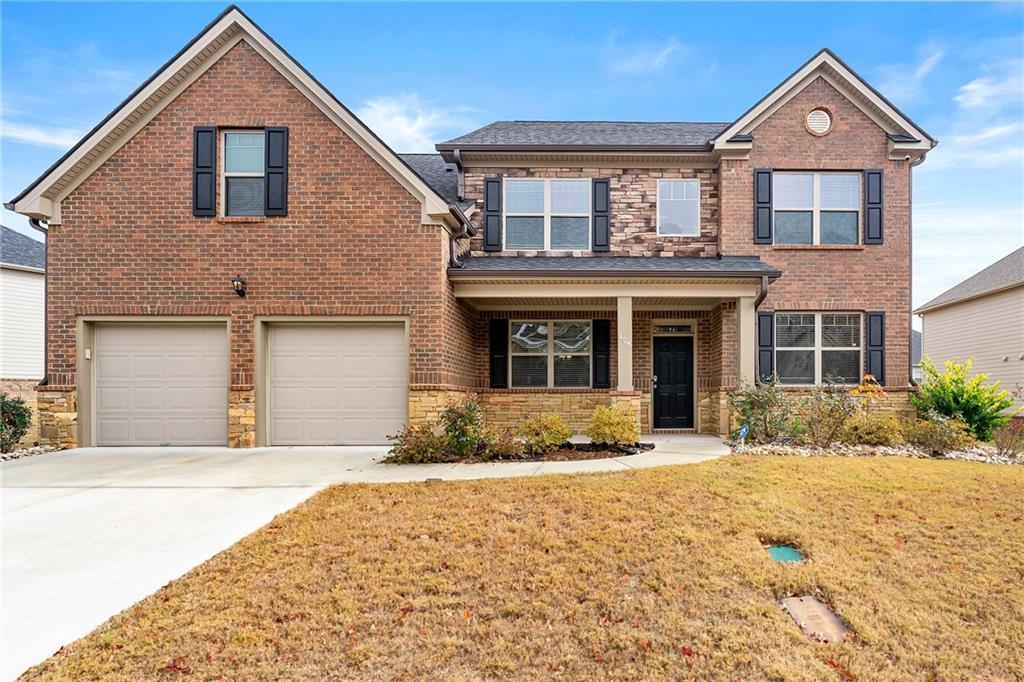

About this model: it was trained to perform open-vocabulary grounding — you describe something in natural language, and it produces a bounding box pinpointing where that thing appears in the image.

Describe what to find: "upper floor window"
[774,172,859,245]
[775,312,861,385]
[510,320,592,388]
[504,179,590,250]
[223,131,266,216]
[657,179,700,236]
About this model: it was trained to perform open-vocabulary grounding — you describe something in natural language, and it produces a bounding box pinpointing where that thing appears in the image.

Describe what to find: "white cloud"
[876,43,944,105]
[2,121,83,149]
[926,121,1024,169]
[954,60,1024,109]
[610,38,683,76]
[355,93,478,153]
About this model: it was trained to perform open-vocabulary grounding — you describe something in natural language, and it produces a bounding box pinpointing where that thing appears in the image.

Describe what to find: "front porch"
[441,257,778,437]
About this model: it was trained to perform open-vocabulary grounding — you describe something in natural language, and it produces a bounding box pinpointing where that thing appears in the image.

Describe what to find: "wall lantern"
[231,274,247,297]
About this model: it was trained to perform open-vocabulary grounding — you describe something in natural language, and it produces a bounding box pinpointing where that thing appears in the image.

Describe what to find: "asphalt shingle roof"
[1,225,45,270]
[917,246,1024,312]
[399,154,459,203]
[449,255,779,277]
[437,121,730,149]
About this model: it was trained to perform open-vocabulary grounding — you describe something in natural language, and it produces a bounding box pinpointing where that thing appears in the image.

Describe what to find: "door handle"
[652,374,658,389]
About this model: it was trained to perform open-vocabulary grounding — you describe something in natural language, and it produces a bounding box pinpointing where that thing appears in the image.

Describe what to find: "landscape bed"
[21,456,1024,680]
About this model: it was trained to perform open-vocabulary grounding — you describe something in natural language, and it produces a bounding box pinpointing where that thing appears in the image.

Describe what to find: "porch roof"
[448,255,780,279]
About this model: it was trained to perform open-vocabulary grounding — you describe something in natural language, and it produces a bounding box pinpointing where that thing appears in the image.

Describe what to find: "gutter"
[754,274,771,308]
[28,219,49,387]
[447,268,781,280]
[447,203,473,268]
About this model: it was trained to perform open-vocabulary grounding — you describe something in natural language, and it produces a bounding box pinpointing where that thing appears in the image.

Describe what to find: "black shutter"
[592,179,611,252]
[192,126,216,216]
[264,126,288,216]
[489,318,509,388]
[865,311,885,385]
[864,169,883,244]
[753,168,773,244]
[483,177,502,251]
[592,319,611,388]
[757,312,774,383]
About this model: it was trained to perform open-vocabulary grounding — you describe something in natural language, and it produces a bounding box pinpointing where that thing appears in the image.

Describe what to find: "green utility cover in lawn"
[767,545,804,563]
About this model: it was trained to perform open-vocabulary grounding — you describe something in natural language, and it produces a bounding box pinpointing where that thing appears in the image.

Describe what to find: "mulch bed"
[535,442,655,461]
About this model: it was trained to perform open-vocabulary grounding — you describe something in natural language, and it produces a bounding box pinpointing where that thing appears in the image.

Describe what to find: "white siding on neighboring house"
[920,285,1024,411]
[0,266,45,379]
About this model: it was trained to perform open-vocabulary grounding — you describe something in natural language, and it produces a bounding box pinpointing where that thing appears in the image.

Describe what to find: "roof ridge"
[505,120,730,125]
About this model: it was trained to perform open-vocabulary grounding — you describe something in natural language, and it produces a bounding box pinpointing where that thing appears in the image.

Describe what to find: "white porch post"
[616,296,633,391]
[738,296,756,386]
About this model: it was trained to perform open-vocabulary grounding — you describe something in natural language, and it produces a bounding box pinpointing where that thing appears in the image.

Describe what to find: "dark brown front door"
[653,336,694,429]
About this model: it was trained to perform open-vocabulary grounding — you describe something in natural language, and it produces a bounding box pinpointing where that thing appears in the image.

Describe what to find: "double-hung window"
[510,320,592,388]
[223,131,266,216]
[504,179,590,250]
[775,312,862,385]
[657,179,700,236]
[774,172,860,245]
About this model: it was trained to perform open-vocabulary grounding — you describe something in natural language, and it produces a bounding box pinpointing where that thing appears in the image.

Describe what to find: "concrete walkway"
[1,436,726,679]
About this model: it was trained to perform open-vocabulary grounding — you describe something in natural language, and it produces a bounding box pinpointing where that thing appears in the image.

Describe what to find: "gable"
[713,49,935,161]
[5,6,458,227]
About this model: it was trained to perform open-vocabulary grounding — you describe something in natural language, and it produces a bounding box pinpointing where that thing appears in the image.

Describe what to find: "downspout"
[28,218,49,386]
[754,274,770,309]
[447,204,471,268]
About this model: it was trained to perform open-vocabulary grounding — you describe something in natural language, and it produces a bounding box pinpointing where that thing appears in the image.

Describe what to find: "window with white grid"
[775,312,862,385]
[504,179,591,250]
[774,172,860,245]
[510,320,592,388]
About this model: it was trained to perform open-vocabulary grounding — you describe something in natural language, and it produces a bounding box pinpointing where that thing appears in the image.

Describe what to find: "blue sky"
[2,2,1022,315]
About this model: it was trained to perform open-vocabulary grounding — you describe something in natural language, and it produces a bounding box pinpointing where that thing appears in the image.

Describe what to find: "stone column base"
[228,389,256,448]
[36,389,78,449]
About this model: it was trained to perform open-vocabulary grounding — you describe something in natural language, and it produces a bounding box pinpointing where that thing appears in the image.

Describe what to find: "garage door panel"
[268,323,407,445]
[94,324,228,446]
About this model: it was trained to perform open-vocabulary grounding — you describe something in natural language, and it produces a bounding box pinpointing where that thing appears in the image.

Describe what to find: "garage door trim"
[78,316,231,447]
[254,316,410,447]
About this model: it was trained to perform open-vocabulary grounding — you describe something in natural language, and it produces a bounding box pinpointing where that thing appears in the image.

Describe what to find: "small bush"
[726,377,791,444]
[586,404,639,446]
[904,410,974,455]
[440,394,486,459]
[800,383,860,447]
[385,423,452,464]
[992,420,1024,459]
[1,393,32,453]
[518,413,572,455]
[910,357,1016,441]
[842,412,905,446]
[479,425,526,461]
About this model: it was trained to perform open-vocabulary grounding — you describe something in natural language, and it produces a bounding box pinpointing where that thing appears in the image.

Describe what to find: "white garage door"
[268,323,408,445]
[94,324,228,446]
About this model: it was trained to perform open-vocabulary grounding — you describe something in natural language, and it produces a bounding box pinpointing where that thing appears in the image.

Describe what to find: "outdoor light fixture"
[231,274,247,297]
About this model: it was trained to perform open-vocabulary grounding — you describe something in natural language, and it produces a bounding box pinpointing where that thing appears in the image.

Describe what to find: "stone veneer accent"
[1,379,41,448]
[36,389,77,450]
[228,389,256,448]
[476,390,614,434]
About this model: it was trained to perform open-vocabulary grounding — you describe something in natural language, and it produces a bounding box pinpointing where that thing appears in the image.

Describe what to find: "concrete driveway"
[1,437,726,679]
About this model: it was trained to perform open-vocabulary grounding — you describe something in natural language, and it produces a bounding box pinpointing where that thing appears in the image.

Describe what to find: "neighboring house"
[1,225,46,447]
[911,329,922,383]
[915,247,1024,411]
[4,6,932,449]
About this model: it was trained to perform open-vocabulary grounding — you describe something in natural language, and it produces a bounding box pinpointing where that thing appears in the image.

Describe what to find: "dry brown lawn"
[22,456,1024,681]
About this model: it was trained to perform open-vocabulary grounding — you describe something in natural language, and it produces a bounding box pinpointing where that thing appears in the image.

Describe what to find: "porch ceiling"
[463,296,725,311]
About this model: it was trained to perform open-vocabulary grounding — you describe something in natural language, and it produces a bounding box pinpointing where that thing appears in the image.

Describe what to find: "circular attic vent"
[806,108,832,135]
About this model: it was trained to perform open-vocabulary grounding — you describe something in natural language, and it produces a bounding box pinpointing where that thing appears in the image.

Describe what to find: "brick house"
[5,6,933,448]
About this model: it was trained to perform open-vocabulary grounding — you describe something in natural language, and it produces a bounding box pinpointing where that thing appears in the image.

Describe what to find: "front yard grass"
[24,457,1024,680]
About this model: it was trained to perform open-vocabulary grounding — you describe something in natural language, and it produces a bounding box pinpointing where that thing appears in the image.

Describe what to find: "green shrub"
[841,412,905,446]
[518,413,572,454]
[586,404,639,445]
[385,423,452,464]
[992,420,1024,459]
[904,410,974,455]
[910,357,1016,441]
[1,392,32,453]
[800,383,860,447]
[726,377,791,444]
[440,394,486,460]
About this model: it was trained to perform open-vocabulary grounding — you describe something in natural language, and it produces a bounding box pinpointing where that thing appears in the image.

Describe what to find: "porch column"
[616,296,633,391]
[738,296,756,386]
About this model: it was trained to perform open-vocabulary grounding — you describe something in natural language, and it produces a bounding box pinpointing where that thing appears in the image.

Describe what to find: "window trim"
[656,178,701,237]
[503,178,591,251]
[774,311,863,386]
[773,172,860,245]
[221,129,266,217]
[508,319,593,389]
